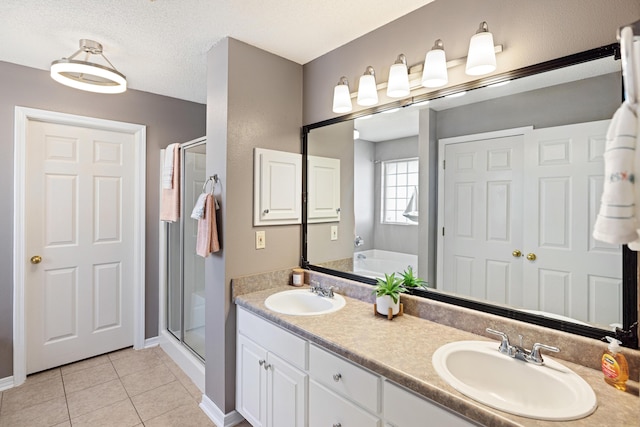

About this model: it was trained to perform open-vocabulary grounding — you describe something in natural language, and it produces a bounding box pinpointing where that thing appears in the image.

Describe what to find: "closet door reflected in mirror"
[167,138,207,360]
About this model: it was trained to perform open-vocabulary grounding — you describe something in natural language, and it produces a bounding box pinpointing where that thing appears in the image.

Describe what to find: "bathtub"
[353,249,418,279]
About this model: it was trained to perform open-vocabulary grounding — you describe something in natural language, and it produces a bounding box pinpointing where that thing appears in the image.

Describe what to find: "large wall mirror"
[302,44,639,348]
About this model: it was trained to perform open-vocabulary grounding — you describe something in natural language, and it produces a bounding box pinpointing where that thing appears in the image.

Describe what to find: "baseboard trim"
[0,376,14,391]
[144,336,160,348]
[199,395,245,427]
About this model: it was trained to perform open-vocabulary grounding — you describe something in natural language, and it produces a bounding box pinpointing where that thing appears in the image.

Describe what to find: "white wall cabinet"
[254,148,302,226]
[307,155,341,223]
[236,307,475,427]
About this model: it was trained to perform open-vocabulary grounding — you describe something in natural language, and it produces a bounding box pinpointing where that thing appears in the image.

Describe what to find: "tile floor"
[0,346,251,427]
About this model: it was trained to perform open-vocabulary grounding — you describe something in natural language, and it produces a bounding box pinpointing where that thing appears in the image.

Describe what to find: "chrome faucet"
[310,280,336,298]
[486,328,559,365]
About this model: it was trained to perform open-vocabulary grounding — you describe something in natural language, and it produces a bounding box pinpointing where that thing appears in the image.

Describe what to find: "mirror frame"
[301,43,639,348]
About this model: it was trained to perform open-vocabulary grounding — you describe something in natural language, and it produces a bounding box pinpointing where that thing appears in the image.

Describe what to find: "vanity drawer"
[309,344,380,413]
[237,307,307,370]
[383,381,476,427]
[309,380,381,427]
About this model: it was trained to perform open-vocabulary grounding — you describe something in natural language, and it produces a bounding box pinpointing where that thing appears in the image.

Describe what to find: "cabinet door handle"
[259,359,265,366]
[333,424,342,427]
[333,373,342,382]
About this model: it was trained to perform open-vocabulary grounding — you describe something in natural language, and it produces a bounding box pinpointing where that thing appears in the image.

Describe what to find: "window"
[382,158,419,224]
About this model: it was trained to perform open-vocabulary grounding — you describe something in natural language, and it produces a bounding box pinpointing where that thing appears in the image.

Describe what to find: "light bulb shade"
[50,59,127,94]
[332,79,352,113]
[422,46,448,88]
[387,62,410,98]
[465,27,496,76]
[357,73,378,106]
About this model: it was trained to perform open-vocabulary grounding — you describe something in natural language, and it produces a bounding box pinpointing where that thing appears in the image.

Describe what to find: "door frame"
[436,126,532,289]
[13,106,146,385]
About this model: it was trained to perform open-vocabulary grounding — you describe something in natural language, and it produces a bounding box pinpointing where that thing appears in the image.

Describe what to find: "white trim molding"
[0,376,14,392]
[13,106,146,385]
[199,395,245,427]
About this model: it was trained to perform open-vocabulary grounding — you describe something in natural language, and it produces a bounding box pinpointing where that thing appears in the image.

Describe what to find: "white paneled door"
[440,121,621,326]
[25,120,135,374]
[441,134,525,306]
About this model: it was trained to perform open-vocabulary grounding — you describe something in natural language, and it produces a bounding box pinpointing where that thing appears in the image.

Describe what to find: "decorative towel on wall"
[160,144,180,222]
[196,194,220,257]
[162,143,177,189]
[190,192,208,220]
[593,102,638,244]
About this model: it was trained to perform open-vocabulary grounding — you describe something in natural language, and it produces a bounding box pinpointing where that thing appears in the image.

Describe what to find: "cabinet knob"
[333,424,342,427]
[512,249,522,258]
[526,253,537,261]
[259,360,265,366]
[263,209,269,214]
[30,255,42,264]
[333,373,342,382]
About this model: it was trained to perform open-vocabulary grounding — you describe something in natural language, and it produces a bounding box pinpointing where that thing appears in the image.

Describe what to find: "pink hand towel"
[160,144,180,222]
[196,194,220,257]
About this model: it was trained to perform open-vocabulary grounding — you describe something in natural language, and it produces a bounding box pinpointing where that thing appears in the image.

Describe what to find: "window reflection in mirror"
[305,47,635,338]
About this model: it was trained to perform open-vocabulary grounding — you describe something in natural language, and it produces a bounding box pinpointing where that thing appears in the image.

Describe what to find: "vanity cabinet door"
[267,352,307,427]
[383,381,476,427]
[309,380,381,427]
[237,334,268,427]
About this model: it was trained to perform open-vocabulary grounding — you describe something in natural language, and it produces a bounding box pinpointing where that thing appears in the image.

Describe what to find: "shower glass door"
[167,140,206,360]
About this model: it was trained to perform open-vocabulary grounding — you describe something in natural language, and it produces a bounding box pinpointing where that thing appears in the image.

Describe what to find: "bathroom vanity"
[234,281,639,426]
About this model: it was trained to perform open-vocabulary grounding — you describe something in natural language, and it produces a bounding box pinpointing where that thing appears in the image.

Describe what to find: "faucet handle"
[486,328,511,353]
[529,343,560,365]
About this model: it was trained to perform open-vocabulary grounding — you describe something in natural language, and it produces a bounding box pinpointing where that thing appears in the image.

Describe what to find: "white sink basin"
[264,289,346,316]
[432,341,597,420]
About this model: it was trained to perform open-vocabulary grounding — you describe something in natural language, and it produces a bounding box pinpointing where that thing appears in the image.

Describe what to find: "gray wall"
[354,139,375,252]
[0,61,205,379]
[205,38,303,412]
[303,0,639,125]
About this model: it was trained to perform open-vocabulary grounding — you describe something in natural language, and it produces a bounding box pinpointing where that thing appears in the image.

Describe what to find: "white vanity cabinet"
[236,307,476,427]
[236,308,308,427]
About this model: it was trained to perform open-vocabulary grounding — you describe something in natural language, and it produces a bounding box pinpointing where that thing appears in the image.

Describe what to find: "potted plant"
[399,266,427,290]
[373,272,408,317]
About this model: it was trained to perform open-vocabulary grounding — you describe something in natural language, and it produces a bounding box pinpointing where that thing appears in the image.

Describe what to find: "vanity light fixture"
[50,39,127,94]
[357,66,379,106]
[382,107,401,114]
[487,80,511,88]
[332,76,353,113]
[422,39,448,88]
[465,21,497,76]
[387,54,410,98]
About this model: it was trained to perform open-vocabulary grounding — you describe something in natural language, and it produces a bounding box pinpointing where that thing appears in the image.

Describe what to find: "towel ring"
[202,174,220,194]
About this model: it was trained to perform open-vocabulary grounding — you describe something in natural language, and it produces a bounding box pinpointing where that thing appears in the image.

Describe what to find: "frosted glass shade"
[422,48,448,88]
[387,62,410,98]
[332,82,352,113]
[465,30,496,76]
[357,74,378,106]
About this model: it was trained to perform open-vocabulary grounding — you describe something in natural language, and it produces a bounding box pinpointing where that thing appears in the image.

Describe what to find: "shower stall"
[162,137,207,374]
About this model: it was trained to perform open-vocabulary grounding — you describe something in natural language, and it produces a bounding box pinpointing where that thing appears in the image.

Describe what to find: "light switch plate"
[256,230,266,249]
[330,226,338,241]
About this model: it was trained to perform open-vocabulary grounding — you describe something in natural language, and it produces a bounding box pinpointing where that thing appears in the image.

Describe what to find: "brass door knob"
[30,255,42,264]
[512,250,522,257]
[526,253,537,261]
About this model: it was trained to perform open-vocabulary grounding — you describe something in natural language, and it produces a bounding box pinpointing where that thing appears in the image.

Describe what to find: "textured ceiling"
[0,0,435,104]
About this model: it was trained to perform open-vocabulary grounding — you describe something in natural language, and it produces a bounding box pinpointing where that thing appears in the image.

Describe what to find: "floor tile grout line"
[60,368,72,426]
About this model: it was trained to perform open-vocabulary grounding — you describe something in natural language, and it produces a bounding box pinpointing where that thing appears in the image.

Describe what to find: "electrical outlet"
[330,226,338,241]
[256,230,266,249]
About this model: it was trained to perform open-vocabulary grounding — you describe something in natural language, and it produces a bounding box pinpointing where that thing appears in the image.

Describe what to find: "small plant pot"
[376,295,400,316]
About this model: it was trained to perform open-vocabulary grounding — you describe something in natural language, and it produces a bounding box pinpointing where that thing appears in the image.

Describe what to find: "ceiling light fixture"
[50,39,127,94]
[332,76,353,113]
[422,39,448,88]
[357,66,379,106]
[465,22,497,76]
[387,54,410,98]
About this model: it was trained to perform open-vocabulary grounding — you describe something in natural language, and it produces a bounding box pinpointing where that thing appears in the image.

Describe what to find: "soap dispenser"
[601,336,629,391]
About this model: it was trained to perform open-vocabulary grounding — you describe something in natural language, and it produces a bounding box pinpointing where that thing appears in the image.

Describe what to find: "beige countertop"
[235,285,640,427]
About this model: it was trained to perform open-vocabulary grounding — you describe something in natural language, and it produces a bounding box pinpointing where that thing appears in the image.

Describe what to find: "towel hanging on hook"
[192,175,220,219]
[618,20,639,107]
